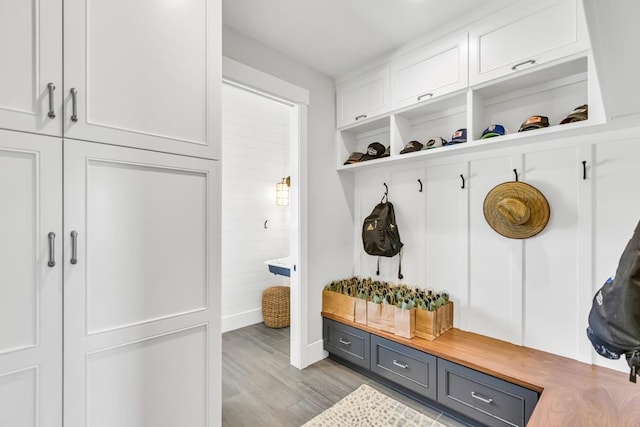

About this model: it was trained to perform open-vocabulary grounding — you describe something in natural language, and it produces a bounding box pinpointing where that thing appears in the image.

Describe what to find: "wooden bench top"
[322,312,640,426]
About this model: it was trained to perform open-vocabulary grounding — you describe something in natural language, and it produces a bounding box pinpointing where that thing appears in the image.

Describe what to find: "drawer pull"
[355,114,367,121]
[471,391,494,404]
[511,59,536,71]
[338,338,351,345]
[47,232,56,267]
[417,93,433,102]
[392,360,409,369]
[70,88,79,122]
[47,83,56,119]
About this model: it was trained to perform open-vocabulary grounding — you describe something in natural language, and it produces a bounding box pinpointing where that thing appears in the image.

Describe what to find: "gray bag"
[587,220,640,383]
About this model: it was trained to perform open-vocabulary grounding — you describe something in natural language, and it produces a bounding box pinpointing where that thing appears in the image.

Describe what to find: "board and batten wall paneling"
[221,84,290,331]
[522,147,580,359]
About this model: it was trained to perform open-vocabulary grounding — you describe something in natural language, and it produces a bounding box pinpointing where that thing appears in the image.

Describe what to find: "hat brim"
[483,181,550,239]
[481,132,503,139]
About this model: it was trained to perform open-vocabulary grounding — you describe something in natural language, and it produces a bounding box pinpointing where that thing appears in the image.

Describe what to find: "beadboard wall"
[221,83,291,332]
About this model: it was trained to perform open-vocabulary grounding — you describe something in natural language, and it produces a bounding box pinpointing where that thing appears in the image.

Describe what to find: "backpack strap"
[627,350,640,383]
[397,247,404,280]
[376,257,380,276]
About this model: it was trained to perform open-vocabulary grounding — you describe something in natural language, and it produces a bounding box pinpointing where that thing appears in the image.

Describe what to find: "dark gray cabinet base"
[323,318,538,427]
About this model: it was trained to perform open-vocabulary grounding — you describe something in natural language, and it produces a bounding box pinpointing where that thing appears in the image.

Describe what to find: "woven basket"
[262,286,290,328]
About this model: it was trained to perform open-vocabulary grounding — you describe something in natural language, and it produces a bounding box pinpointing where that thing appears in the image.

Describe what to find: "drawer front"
[438,359,538,427]
[323,318,369,369]
[370,335,437,400]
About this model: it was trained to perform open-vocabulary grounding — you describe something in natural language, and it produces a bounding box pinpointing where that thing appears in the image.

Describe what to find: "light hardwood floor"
[222,323,469,426]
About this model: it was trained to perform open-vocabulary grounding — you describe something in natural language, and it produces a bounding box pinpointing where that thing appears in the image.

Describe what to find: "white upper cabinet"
[469,0,589,86]
[0,0,62,136]
[390,34,468,110]
[64,0,221,159]
[336,66,390,129]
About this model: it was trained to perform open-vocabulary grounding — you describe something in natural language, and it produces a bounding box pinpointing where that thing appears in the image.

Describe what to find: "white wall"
[222,26,355,347]
[221,84,291,332]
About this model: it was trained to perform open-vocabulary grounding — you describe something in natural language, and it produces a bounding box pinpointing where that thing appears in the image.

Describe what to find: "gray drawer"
[323,318,370,369]
[437,359,538,427]
[370,335,437,400]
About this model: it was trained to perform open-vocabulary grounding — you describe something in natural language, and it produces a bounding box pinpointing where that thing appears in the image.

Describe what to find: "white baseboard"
[221,308,263,333]
[304,339,328,368]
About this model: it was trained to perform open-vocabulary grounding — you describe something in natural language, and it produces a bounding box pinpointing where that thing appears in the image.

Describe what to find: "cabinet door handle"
[338,338,351,345]
[392,359,409,369]
[47,232,56,267]
[70,230,78,264]
[70,88,78,122]
[511,59,536,71]
[471,391,494,404]
[355,114,367,121]
[417,93,433,102]
[47,83,56,119]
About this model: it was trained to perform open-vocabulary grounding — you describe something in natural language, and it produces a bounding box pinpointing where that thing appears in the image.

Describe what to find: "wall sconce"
[276,176,290,206]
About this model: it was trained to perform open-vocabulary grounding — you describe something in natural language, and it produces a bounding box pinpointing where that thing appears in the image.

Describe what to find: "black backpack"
[362,192,404,279]
[587,219,640,383]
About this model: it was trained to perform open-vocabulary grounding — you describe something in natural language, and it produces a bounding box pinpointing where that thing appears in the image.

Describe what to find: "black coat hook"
[264,220,268,229]
[417,179,423,192]
[513,169,519,182]
[381,183,389,203]
[460,174,465,189]
[582,160,587,180]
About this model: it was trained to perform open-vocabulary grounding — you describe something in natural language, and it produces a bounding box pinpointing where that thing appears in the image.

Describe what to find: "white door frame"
[221,57,310,369]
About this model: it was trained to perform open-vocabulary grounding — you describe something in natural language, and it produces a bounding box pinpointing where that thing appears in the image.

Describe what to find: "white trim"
[222,57,310,106]
[222,57,310,370]
[306,339,329,367]
[221,309,263,333]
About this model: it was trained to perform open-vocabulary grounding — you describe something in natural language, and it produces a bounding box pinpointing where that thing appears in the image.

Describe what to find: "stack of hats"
[446,128,467,145]
[560,104,588,124]
[343,142,387,165]
[423,137,447,149]
[481,124,508,139]
[399,140,423,154]
[518,115,550,132]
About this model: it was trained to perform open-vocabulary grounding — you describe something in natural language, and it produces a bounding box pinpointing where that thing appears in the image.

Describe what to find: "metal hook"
[460,174,465,189]
[264,220,268,229]
[582,160,587,180]
[417,179,423,192]
[384,183,388,196]
[513,169,519,182]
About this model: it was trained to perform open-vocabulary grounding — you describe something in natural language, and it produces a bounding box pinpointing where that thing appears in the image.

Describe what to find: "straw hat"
[483,181,550,239]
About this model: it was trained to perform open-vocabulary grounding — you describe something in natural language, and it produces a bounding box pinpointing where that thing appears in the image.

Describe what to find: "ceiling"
[222,0,516,78]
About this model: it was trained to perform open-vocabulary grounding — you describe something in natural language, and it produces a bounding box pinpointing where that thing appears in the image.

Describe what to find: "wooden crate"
[322,290,356,322]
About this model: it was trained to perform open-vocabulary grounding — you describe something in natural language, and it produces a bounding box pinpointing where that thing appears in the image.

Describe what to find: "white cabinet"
[391,34,468,110]
[468,0,589,86]
[63,140,220,427]
[0,129,62,427]
[336,66,390,129]
[0,0,62,136]
[0,0,221,159]
[63,0,221,159]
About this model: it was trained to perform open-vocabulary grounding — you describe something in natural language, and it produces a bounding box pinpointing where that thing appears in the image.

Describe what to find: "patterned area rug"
[303,384,446,427]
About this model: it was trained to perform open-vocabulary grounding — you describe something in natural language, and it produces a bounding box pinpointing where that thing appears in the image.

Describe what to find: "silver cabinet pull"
[471,391,494,404]
[47,232,56,267]
[392,359,409,369]
[47,83,56,119]
[355,114,367,121]
[417,93,433,102]
[70,230,78,264]
[338,338,351,345]
[70,88,78,122]
[511,59,536,71]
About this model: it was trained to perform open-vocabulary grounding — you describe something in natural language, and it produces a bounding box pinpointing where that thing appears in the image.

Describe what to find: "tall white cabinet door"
[0,130,62,427]
[425,162,468,330]
[63,140,220,427]
[64,0,221,159]
[0,0,62,136]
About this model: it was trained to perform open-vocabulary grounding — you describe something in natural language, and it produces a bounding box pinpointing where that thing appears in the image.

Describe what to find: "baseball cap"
[447,128,467,145]
[423,137,448,149]
[343,152,364,165]
[360,142,386,161]
[560,104,588,124]
[400,140,424,154]
[518,115,549,132]
[481,124,508,139]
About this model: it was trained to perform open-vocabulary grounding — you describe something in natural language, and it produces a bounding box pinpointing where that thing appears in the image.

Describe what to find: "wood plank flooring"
[222,323,470,426]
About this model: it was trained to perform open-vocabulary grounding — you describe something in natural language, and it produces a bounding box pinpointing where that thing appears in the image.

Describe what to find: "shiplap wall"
[221,84,290,332]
